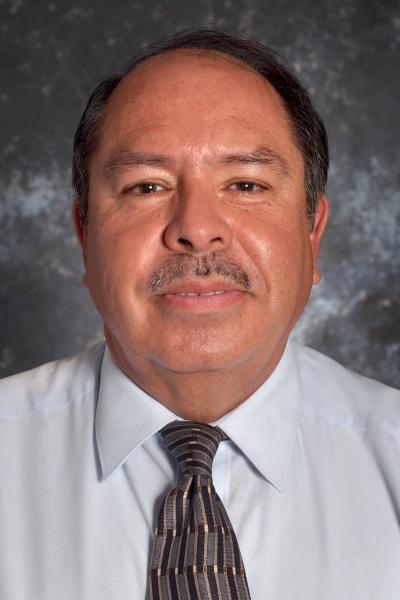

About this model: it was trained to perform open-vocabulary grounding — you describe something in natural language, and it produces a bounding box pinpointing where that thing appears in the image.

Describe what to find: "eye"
[123,182,164,195]
[229,181,268,193]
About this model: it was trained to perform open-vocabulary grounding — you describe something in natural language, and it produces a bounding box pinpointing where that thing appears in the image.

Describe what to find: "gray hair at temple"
[72,29,329,229]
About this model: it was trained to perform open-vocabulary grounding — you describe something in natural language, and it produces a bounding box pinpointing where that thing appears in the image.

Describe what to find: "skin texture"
[73,50,329,422]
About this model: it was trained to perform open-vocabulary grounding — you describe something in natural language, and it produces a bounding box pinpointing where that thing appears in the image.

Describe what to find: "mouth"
[157,281,247,312]
[171,290,229,297]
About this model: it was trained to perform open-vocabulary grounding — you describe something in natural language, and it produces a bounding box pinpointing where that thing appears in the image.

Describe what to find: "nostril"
[176,236,223,249]
[177,237,193,247]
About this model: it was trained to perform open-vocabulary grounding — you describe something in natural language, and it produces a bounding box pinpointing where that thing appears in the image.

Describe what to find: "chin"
[153,335,257,373]
[159,353,237,373]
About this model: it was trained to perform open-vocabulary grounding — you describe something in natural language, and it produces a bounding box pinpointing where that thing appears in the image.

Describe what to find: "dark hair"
[72,29,329,228]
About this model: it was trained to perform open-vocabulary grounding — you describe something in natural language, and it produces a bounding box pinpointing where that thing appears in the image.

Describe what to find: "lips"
[158,279,245,296]
[172,290,228,297]
[156,279,247,312]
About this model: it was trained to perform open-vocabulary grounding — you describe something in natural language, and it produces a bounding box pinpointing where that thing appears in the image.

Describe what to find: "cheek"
[239,216,309,288]
[85,221,161,301]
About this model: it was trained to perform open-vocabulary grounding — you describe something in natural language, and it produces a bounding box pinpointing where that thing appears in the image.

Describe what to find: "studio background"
[1,0,399,387]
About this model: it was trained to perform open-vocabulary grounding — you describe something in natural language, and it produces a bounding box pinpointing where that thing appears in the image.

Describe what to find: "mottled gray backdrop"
[1,0,399,387]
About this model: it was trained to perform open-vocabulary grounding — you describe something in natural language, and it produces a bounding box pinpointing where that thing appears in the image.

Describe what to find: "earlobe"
[71,199,89,288]
[310,194,330,285]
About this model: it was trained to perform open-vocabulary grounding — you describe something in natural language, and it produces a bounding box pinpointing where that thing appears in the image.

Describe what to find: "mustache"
[147,252,251,291]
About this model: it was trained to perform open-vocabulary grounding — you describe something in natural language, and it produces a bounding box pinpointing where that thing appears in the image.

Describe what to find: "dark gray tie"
[148,420,251,599]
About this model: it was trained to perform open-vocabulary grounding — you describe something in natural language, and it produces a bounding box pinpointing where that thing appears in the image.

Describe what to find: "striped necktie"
[148,420,251,599]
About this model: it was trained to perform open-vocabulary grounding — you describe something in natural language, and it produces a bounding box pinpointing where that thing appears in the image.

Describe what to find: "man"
[0,29,399,600]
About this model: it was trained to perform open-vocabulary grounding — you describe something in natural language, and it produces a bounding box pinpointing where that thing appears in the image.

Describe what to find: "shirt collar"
[95,347,178,479]
[212,339,303,493]
[96,338,303,493]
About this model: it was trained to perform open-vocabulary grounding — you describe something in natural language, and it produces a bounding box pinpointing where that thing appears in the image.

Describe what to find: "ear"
[310,194,330,285]
[72,199,89,288]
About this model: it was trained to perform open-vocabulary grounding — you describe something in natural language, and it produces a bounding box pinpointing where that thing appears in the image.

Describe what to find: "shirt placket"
[212,439,232,509]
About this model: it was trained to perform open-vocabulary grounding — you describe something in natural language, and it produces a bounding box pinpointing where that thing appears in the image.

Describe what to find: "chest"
[1,435,400,599]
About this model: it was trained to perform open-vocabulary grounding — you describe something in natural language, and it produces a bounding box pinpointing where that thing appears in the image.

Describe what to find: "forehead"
[96,49,301,166]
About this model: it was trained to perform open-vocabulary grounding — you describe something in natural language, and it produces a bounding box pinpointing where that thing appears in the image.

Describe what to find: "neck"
[105,332,287,422]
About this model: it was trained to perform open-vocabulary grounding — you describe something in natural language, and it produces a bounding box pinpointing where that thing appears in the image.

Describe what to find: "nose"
[163,185,232,254]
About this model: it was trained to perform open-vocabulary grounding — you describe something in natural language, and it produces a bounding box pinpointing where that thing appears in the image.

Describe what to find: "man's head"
[73,29,329,229]
[72,29,329,399]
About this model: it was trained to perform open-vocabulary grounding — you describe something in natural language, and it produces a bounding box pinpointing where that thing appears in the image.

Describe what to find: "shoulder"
[0,342,105,418]
[292,340,400,437]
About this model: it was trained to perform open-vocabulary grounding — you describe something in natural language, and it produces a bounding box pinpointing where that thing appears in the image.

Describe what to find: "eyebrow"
[103,150,173,183]
[102,145,290,184]
[216,145,290,175]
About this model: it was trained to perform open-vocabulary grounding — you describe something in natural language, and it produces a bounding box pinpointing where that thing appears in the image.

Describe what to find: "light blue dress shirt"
[1,338,400,599]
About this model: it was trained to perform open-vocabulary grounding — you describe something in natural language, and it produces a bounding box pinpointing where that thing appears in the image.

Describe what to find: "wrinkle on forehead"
[102,144,291,186]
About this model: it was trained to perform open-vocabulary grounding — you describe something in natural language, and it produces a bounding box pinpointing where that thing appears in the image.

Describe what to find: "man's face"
[75,50,328,376]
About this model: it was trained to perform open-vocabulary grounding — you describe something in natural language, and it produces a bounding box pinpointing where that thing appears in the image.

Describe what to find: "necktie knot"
[160,420,226,477]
